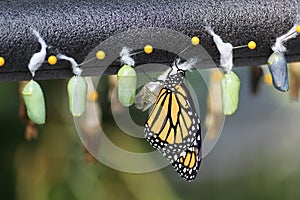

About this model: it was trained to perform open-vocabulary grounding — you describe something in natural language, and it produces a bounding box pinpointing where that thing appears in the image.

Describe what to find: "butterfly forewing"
[145,83,201,162]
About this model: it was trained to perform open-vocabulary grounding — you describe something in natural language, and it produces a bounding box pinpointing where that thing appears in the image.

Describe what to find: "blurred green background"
[1,66,300,200]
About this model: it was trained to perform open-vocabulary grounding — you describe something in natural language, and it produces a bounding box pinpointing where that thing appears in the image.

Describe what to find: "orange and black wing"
[171,132,202,181]
[145,84,201,162]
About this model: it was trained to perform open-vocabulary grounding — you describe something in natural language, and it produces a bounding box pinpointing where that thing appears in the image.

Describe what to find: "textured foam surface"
[0,0,299,81]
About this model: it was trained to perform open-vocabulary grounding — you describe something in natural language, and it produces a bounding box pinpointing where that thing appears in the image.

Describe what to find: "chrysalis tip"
[28,29,48,77]
[120,47,135,66]
[206,26,234,72]
[272,24,299,53]
[57,53,81,76]
[73,68,83,76]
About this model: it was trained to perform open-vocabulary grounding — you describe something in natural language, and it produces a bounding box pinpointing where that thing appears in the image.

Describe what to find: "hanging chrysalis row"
[22,29,91,124]
[16,25,300,183]
[22,24,300,123]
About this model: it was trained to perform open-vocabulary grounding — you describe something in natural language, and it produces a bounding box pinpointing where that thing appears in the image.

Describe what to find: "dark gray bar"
[0,0,299,82]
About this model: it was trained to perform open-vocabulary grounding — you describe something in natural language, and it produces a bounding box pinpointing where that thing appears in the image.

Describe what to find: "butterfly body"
[144,63,202,181]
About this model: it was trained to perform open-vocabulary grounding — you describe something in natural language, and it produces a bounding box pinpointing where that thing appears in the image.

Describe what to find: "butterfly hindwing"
[171,130,202,181]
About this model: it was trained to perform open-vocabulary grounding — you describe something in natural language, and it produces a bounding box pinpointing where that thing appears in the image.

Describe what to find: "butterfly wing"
[171,130,202,181]
[145,84,201,162]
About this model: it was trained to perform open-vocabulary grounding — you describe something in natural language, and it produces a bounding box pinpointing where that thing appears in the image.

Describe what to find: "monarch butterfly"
[144,59,202,181]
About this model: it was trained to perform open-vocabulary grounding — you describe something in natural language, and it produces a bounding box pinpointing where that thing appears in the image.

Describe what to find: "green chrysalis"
[117,64,137,107]
[68,75,88,117]
[22,80,46,124]
[221,71,240,116]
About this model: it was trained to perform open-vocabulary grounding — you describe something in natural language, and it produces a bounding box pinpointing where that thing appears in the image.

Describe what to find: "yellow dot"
[264,74,273,85]
[297,25,300,33]
[0,57,5,67]
[96,50,106,60]
[48,55,57,65]
[87,91,99,101]
[191,36,200,45]
[144,45,153,54]
[248,41,256,50]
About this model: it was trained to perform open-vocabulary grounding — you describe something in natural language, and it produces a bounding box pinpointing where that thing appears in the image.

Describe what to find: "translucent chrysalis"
[221,71,240,116]
[267,52,289,92]
[56,53,87,117]
[117,47,137,107]
[204,70,224,139]
[67,75,88,117]
[135,67,171,111]
[135,81,163,111]
[117,64,137,107]
[22,80,46,124]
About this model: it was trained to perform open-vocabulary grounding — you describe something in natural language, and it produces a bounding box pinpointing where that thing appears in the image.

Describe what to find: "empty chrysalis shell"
[22,80,46,124]
[117,64,137,106]
[221,71,241,116]
[135,81,163,111]
[68,75,88,117]
[267,52,289,92]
